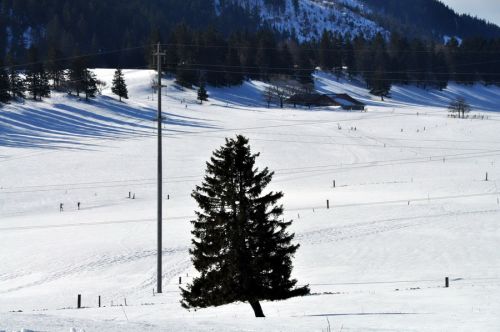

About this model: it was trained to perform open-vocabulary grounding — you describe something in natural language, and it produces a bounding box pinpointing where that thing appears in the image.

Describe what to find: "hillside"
[1,70,500,331]
[1,0,499,69]
[216,0,386,40]
[361,0,500,39]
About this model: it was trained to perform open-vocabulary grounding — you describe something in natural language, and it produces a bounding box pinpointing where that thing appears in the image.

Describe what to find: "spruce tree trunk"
[249,300,265,317]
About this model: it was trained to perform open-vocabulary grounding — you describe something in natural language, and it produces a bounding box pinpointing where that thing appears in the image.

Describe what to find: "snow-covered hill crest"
[216,0,386,40]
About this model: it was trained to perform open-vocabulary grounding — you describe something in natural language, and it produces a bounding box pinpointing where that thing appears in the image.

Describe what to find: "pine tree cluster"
[0,47,113,105]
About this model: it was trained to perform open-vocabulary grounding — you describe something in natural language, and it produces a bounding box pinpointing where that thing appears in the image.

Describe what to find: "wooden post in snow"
[77,294,81,309]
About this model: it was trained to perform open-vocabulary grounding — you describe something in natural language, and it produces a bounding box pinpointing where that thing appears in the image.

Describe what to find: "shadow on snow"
[0,94,218,149]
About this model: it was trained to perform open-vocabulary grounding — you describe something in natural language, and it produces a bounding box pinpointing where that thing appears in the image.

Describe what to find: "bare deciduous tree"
[263,75,312,108]
[448,97,471,119]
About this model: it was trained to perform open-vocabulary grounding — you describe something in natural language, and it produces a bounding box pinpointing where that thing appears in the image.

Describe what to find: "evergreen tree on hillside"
[343,37,355,79]
[7,68,25,100]
[239,31,259,80]
[432,48,449,90]
[67,55,87,96]
[82,69,98,101]
[202,27,227,87]
[366,34,391,100]
[387,33,410,84]
[181,135,309,317]
[0,66,11,103]
[295,43,314,86]
[224,43,244,86]
[5,53,25,100]
[46,46,66,90]
[255,29,277,81]
[25,47,50,101]
[278,44,294,77]
[319,30,334,71]
[197,82,208,104]
[331,33,343,78]
[111,68,128,101]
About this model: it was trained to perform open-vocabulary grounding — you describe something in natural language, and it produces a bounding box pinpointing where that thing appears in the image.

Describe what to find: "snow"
[1,69,500,331]
[217,0,386,41]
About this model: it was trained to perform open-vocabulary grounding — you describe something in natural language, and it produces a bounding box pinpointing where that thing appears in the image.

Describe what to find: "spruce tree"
[319,30,334,71]
[25,47,50,101]
[46,46,66,90]
[7,67,25,100]
[224,44,243,86]
[296,44,314,86]
[367,33,391,100]
[5,53,25,100]
[82,69,98,101]
[67,56,86,97]
[197,82,208,104]
[0,66,11,103]
[111,68,128,101]
[181,135,309,317]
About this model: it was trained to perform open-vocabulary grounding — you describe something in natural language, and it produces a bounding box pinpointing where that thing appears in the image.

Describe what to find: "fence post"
[327,200,330,209]
[179,276,182,284]
[445,277,449,288]
[486,172,488,181]
[98,296,101,308]
[333,180,336,188]
[77,294,81,309]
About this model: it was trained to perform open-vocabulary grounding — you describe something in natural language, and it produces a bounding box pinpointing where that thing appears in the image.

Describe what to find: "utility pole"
[154,42,166,294]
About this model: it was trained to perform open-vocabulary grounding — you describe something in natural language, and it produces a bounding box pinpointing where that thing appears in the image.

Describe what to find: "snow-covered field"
[1,70,500,331]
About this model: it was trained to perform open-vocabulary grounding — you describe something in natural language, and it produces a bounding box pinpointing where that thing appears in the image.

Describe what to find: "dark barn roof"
[327,93,366,110]
[287,93,365,110]
[286,93,337,107]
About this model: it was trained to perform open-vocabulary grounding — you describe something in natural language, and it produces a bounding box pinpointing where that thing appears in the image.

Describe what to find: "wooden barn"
[327,93,366,111]
[286,92,366,111]
[286,93,337,107]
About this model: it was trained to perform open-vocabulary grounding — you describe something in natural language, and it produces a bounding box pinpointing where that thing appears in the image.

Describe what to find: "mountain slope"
[361,0,500,39]
[216,0,386,40]
[218,0,500,40]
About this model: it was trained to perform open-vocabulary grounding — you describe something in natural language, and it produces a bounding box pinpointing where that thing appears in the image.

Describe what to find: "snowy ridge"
[217,0,385,40]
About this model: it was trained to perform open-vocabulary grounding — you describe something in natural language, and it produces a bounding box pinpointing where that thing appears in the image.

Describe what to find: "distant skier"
[77,202,81,210]
[59,203,63,212]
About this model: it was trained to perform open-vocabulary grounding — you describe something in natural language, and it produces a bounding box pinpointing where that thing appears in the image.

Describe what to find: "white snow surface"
[216,0,385,40]
[1,69,500,331]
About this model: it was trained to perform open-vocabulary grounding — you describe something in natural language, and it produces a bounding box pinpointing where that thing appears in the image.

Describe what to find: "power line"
[158,43,500,54]
[1,45,151,71]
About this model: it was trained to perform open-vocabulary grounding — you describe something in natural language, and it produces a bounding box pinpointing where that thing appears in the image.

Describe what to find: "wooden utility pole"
[154,42,166,294]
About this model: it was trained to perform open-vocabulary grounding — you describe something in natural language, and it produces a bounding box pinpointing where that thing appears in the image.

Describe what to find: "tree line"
[2,26,499,105]
[0,45,128,104]
[162,26,500,99]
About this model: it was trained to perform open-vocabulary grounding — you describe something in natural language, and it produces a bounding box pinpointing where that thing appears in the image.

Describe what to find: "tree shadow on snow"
[0,95,218,150]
